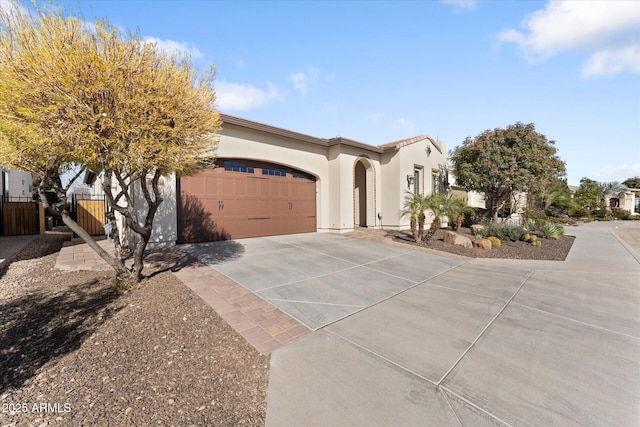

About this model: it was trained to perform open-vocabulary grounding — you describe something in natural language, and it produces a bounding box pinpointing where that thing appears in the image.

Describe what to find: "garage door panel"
[178,162,316,243]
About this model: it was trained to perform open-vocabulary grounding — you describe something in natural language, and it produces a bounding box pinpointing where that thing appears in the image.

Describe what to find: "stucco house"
[92,113,448,247]
[1,166,33,200]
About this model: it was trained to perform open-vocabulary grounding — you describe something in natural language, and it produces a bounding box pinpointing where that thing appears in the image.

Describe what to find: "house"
[1,166,33,200]
[91,113,448,247]
[618,188,640,215]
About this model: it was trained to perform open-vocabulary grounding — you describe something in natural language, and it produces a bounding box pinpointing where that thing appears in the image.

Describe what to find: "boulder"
[443,230,473,248]
[470,224,485,236]
[473,239,492,250]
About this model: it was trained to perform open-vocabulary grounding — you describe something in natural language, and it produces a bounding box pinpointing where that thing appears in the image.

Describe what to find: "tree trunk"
[424,217,441,243]
[417,212,425,242]
[60,212,133,282]
[37,176,134,285]
[410,217,418,243]
[455,215,463,231]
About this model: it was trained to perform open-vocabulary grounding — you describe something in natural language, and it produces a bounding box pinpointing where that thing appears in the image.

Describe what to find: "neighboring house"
[91,113,448,247]
[1,166,33,200]
[448,169,526,225]
[618,188,640,215]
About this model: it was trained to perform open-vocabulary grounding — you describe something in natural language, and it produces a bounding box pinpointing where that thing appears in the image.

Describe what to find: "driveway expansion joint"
[436,270,535,386]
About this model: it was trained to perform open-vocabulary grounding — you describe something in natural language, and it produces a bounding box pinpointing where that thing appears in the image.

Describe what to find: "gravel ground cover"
[0,234,269,427]
[387,227,575,260]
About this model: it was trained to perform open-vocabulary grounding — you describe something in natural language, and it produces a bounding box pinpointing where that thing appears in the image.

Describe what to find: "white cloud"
[495,1,640,76]
[143,36,203,60]
[440,0,477,12]
[582,45,640,77]
[598,163,640,182]
[0,0,27,17]
[288,72,308,95]
[288,66,328,95]
[216,80,283,111]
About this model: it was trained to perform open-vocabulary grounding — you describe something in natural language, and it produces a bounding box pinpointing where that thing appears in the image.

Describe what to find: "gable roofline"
[219,113,439,155]
[220,113,327,146]
[379,134,443,154]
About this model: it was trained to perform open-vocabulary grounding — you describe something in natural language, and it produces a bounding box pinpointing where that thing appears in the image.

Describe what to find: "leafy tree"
[574,178,603,210]
[622,177,640,189]
[0,4,220,285]
[598,181,627,210]
[450,122,566,222]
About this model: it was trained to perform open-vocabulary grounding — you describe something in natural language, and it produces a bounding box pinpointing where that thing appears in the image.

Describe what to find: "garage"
[177,159,317,243]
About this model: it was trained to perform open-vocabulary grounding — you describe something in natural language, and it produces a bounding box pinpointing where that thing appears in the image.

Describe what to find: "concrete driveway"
[179,233,463,330]
[180,222,639,426]
[264,222,640,426]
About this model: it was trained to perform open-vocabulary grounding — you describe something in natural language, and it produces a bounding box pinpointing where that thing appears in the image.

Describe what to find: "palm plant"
[544,182,577,213]
[598,181,627,210]
[423,192,448,243]
[401,191,427,243]
[445,195,475,231]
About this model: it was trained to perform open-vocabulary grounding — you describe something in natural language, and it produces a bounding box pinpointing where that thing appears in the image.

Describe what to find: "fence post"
[39,203,45,234]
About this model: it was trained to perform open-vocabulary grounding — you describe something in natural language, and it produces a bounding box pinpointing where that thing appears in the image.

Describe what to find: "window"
[262,166,287,177]
[293,170,315,180]
[413,167,423,195]
[224,161,254,173]
[432,170,438,194]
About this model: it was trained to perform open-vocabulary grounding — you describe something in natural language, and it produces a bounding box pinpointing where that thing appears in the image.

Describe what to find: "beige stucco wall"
[379,138,448,229]
[329,145,382,232]
[132,174,177,249]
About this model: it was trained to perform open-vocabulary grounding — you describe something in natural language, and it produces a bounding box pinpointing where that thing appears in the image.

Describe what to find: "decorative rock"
[443,231,473,248]
[473,239,492,250]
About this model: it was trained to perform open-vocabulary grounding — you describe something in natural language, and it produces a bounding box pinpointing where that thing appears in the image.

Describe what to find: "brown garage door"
[177,160,317,243]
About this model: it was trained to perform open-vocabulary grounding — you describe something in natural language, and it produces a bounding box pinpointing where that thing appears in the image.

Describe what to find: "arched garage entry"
[354,157,375,228]
[177,159,317,243]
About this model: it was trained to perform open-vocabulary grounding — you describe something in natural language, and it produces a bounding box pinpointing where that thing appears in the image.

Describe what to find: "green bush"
[612,208,631,220]
[487,224,526,242]
[539,221,564,239]
[487,236,501,248]
[569,207,591,219]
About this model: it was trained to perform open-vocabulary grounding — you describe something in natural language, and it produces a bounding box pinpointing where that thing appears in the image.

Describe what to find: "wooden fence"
[1,201,41,236]
[76,198,106,236]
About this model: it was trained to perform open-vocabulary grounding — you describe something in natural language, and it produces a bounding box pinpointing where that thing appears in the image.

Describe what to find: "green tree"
[574,178,603,210]
[622,177,640,189]
[0,4,220,285]
[450,122,566,222]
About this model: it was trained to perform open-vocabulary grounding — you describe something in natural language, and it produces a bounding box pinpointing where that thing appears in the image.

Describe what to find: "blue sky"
[14,0,640,185]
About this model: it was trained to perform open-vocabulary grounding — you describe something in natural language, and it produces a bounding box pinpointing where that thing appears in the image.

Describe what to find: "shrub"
[569,207,591,219]
[539,221,564,239]
[487,224,525,242]
[612,208,631,220]
[488,236,501,248]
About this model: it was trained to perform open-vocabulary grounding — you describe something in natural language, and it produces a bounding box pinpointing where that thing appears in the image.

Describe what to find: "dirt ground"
[0,234,269,427]
[387,227,575,260]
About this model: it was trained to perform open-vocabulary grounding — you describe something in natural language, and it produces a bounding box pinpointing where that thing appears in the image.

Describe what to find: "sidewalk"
[0,235,39,268]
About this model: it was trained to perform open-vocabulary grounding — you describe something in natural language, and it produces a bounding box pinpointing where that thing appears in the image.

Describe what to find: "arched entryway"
[353,158,375,228]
